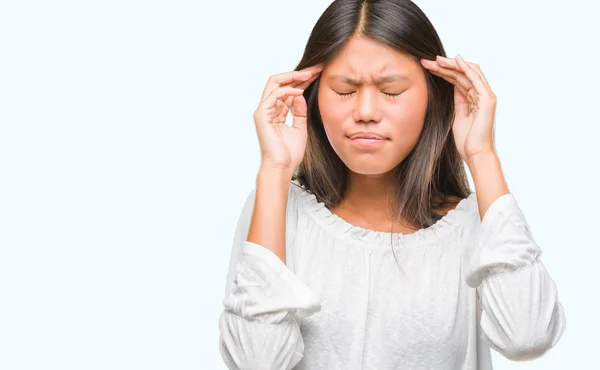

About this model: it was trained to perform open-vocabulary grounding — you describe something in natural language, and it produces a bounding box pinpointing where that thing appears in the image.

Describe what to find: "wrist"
[466,151,498,169]
[257,165,293,185]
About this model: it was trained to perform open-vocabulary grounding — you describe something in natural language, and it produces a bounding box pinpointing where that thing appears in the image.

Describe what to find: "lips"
[348,132,388,140]
[352,136,385,140]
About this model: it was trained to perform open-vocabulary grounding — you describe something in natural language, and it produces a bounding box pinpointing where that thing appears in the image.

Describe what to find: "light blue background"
[0,0,597,369]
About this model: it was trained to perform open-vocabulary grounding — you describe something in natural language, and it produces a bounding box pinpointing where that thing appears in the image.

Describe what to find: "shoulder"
[435,194,475,218]
[288,178,312,211]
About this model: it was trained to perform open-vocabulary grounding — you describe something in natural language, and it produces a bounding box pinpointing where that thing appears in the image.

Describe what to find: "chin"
[343,158,400,176]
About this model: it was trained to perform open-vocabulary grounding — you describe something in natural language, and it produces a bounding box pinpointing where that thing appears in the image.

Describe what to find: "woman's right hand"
[253,64,323,176]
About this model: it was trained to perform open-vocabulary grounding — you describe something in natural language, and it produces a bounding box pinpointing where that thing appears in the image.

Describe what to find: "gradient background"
[1,0,597,369]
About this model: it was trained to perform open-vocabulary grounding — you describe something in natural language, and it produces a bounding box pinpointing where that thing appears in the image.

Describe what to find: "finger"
[260,65,323,101]
[468,63,491,91]
[421,59,478,105]
[259,86,305,119]
[454,84,477,106]
[294,69,321,90]
[260,71,311,102]
[423,57,470,87]
[449,81,479,116]
[290,94,308,130]
[436,55,491,91]
[275,69,319,87]
[423,64,478,106]
[281,71,321,110]
[455,55,495,101]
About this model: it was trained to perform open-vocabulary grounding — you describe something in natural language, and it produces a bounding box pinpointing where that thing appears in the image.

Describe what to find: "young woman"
[218,1,566,369]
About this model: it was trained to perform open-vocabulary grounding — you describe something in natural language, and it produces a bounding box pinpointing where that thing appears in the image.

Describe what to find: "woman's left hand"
[420,55,497,165]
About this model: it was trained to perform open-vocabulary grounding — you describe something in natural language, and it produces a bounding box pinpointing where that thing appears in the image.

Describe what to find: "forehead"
[323,37,419,81]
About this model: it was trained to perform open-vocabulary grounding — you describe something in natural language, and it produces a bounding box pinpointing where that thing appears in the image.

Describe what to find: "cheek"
[318,91,346,120]
[318,90,349,138]
[387,87,428,136]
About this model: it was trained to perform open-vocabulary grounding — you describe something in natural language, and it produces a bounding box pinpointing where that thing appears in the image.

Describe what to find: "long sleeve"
[461,192,566,362]
[218,186,322,370]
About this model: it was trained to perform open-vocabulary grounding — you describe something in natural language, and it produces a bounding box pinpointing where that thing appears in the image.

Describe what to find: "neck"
[340,169,397,222]
[328,167,424,234]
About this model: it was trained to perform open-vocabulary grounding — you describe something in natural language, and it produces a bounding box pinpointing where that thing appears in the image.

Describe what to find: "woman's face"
[317,36,429,176]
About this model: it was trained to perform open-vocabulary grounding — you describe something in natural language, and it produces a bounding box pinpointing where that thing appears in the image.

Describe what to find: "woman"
[218,0,566,369]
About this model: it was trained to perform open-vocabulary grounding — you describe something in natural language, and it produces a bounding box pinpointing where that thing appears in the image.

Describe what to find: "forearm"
[246,167,292,264]
[467,152,510,222]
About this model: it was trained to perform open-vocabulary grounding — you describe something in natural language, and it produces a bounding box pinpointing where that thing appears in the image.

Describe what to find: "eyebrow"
[327,74,410,86]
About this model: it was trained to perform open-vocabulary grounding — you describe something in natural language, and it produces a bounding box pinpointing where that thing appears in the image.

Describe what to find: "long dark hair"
[291,0,472,266]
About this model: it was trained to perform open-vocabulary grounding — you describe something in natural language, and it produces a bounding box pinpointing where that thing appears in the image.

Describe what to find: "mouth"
[348,136,389,146]
[351,137,386,141]
[350,136,387,140]
[348,132,389,140]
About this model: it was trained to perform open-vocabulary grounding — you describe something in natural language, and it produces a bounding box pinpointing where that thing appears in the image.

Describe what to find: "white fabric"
[218,179,566,369]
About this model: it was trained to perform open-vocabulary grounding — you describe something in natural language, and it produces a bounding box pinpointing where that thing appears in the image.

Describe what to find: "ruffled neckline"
[291,179,476,248]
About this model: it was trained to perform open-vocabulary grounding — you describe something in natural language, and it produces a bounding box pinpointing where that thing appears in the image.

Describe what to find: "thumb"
[290,94,308,130]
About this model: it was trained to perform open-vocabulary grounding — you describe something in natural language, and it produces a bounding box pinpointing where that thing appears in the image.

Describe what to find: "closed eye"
[334,91,403,98]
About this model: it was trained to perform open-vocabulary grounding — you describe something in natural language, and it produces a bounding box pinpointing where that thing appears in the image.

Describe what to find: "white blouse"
[218,179,566,369]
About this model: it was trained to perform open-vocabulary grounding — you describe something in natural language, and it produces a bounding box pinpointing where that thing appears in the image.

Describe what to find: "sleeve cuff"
[222,241,321,324]
[464,192,542,288]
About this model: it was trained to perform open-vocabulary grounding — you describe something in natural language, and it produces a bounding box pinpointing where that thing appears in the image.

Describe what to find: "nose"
[352,88,382,124]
